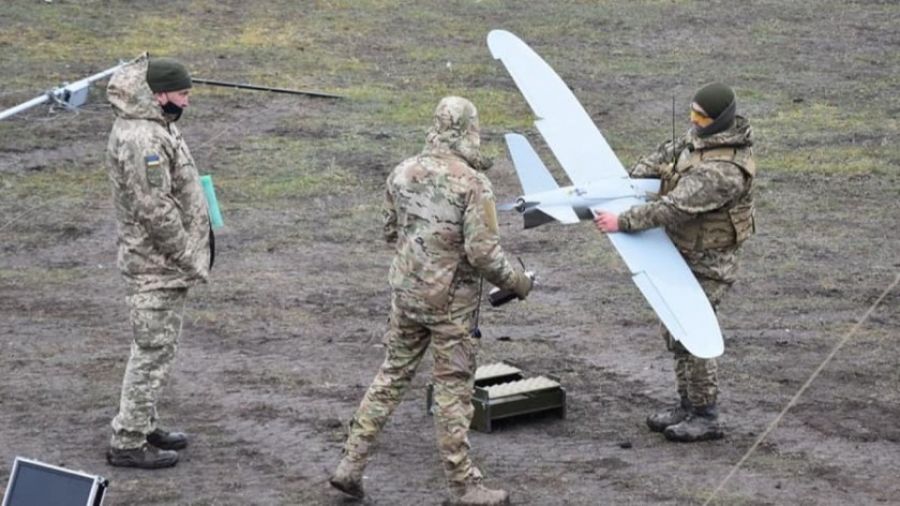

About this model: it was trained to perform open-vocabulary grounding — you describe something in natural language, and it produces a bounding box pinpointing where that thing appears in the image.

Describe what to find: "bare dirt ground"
[2,1,899,505]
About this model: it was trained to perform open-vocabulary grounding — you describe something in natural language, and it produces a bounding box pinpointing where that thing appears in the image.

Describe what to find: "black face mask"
[161,101,183,122]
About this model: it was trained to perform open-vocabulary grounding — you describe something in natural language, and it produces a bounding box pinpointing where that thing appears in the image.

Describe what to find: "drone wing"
[488,29,628,186]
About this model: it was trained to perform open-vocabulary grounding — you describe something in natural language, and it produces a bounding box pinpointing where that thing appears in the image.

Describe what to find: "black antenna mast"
[671,94,676,164]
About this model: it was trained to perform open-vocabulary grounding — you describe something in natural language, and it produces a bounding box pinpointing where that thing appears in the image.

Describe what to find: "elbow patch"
[483,201,499,234]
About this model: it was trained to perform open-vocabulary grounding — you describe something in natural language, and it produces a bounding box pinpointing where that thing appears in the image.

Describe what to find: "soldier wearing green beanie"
[144,57,193,122]
[692,82,736,137]
[104,54,212,468]
[595,82,756,442]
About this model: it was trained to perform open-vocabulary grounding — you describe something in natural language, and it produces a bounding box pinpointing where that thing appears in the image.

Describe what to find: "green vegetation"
[0,267,92,285]
[3,0,898,182]
[4,164,107,200]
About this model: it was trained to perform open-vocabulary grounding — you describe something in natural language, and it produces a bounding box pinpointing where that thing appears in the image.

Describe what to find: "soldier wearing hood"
[104,54,211,468]
[330,97,532,505]
[595,82,756,442]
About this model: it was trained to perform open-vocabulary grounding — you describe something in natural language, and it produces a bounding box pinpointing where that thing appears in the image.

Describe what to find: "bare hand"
[594,211,619,233]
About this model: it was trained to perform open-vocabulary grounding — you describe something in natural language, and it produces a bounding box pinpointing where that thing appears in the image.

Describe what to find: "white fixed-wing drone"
[488,29,723,359]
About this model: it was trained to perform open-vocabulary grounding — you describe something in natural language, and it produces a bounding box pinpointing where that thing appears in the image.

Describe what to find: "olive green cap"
[146,58,192,93]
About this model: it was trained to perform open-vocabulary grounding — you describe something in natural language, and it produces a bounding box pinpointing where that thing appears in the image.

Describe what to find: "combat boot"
[646,397,691,433]
[446,477,510,506]
[663,404,724,442]
[146,428,188,450]
[329,456,366,499]
[106,444,178,469]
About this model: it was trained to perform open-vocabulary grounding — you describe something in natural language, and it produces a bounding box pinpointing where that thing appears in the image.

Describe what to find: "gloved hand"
[511,269,534,299]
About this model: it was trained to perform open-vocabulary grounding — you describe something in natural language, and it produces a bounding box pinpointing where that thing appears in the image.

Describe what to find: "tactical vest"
[660,145,756,251]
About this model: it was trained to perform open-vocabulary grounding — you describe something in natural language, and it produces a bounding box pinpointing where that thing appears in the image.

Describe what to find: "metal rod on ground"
[192,78,343,99]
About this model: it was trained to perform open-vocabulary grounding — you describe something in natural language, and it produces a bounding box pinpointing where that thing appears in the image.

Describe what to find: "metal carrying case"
[3,457,107,506]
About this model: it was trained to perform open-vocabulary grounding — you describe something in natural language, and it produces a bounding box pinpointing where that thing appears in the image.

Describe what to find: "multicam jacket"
[383,152,523,319]
[619,116,756,283]
[105,54,210,292]
[383,99,522,319]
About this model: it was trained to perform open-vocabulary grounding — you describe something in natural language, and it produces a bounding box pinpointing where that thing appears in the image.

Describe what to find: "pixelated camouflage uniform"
[105,54,210,449]
[619,116,755,408]
[342,97,528,488]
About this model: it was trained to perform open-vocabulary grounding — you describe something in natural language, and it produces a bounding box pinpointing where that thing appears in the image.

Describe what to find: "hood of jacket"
[422,96,493,171]
[106,53,167,123]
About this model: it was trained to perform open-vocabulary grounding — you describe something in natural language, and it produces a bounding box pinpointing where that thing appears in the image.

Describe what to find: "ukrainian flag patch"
[144,153,164,187]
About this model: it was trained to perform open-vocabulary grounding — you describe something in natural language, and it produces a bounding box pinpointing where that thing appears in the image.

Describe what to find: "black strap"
[471,276,484,338]
[208,223,215,270]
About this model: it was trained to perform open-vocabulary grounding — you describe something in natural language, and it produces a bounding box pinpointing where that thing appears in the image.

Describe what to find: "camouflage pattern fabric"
[666,277,730,406]
[344,301,481,484]
[383,96,525,321]
[620,116,754,283]
[106,53,210,293]
[110,288,187,449]
[620,116,755,406]
[344,97,526,488]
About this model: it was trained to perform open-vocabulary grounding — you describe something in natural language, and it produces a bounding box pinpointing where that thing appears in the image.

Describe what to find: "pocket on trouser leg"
[126,290,185,348]
[131,308,182,348]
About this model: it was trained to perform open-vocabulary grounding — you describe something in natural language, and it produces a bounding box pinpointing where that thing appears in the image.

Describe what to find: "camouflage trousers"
[663,276,731,408]
[343,302,481,486]
[110,288,187,449]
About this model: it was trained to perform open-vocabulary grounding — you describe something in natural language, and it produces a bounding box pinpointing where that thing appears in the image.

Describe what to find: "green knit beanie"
[692,82,734,119]
[146,58,192,93]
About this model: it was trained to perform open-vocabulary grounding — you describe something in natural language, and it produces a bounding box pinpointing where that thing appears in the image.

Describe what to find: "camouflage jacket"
[383,148,522,320]
[105,54,210,292]
[620,116,755,282]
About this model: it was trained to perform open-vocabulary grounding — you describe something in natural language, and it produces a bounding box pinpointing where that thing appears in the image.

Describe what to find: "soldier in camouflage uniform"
[104,55,211,468]
[595,82,755,442]
[330,97,532,505]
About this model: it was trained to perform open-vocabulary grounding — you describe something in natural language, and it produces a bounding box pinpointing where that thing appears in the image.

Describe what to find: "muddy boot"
[329,456,366,499]
[106,444,178,469]
[147,428,188,450]
[646,397,691,433]
[663,404,724,442]
[446,477,510,506]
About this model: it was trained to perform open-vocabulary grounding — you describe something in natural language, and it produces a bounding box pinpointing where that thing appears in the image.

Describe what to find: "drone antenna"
[671,94,676,164]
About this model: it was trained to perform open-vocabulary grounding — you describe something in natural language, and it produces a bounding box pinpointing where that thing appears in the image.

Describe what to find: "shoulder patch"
[144,153,164,188]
